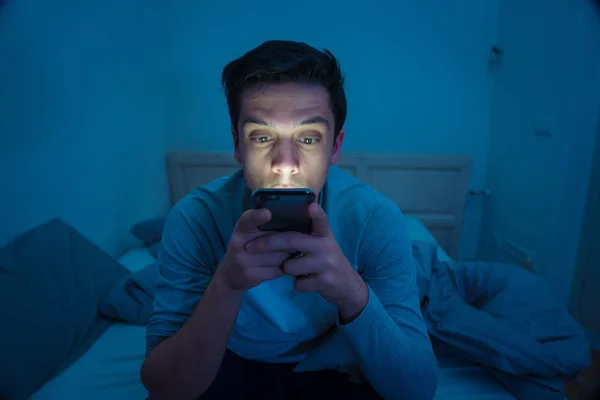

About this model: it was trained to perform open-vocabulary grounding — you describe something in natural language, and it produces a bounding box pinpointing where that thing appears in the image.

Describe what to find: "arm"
[338,201,439,400]
[140,201,243,399]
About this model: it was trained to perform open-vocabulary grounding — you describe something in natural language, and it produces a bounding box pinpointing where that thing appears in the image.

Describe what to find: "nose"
[271,140,299,176]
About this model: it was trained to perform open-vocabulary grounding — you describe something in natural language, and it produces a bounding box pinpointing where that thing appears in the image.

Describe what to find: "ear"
[232,126,242,164]
[330,129,345,165]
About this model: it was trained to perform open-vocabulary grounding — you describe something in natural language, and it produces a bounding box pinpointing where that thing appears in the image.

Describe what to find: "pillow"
[99,260,159,325]
[129,217,165,246]
[0,218,130,400]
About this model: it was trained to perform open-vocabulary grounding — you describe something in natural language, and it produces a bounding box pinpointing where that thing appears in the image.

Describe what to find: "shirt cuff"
[336,286,383,338]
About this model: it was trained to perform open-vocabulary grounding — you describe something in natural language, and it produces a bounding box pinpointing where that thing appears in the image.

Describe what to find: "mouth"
[272,184,299,188]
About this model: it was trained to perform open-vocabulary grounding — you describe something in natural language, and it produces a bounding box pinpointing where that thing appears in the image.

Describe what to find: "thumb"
[236,208,271,234]
[308,202,332,237]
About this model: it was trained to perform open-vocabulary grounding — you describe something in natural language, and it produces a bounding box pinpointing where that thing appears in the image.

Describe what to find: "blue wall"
[0,1,174,255]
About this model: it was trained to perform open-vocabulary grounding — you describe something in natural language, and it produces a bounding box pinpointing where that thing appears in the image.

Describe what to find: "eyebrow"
[242,116,330,129]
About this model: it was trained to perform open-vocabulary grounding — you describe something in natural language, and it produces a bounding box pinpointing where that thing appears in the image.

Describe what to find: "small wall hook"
[489,46,504,64]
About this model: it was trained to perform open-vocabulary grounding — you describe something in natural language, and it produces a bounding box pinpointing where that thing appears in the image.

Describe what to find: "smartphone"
[251,188,316,234]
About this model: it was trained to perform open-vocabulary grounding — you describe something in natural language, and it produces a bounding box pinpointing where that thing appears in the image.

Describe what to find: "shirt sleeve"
[338,199,439,399]
[145,197,215,355]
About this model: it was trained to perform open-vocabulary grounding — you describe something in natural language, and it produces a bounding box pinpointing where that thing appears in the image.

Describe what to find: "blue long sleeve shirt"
[146,165,438,399]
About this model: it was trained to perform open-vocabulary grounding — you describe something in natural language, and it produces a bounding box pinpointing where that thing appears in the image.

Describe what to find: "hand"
[215,209,290,292]
[245,203,369,321]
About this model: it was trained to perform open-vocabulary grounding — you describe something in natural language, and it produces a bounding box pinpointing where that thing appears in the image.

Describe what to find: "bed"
[28,152,519,399]
[31,223,512,400]
[30,249,152,400]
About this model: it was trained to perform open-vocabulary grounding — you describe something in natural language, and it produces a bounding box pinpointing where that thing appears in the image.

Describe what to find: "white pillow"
[117,248,157,273]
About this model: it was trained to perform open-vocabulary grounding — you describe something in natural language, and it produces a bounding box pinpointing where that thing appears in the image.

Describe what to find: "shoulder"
[163,170,244,247]
[327,166,412,279]
[325,166,411,265]
[326,165,405,226]
[159,170,245,269]
[168,169,244,224]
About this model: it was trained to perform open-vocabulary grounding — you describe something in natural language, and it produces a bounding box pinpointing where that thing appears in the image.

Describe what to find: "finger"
[293,274,322,293]
[308,203,332,237]
[252,265,285,282]
[236,208,271,234]
[281,254,322,277]
[256,251,291,266]
[245,231,316,254]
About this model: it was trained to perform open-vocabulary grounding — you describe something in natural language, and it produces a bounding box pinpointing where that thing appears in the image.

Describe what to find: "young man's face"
[233,82,344,199]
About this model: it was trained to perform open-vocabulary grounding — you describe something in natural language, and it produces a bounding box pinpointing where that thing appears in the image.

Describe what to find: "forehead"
[239,83,333,125]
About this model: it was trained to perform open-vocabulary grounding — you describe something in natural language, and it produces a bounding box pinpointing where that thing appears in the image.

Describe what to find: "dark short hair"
[221,40,347,138]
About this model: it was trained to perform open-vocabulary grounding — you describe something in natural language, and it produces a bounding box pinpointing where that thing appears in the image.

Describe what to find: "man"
[141,40,438,400]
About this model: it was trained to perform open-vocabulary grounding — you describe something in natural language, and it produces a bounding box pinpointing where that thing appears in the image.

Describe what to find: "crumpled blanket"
[412,240,592,399]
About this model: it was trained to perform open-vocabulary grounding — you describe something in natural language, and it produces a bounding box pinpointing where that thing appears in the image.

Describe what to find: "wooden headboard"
[166,152,472,259]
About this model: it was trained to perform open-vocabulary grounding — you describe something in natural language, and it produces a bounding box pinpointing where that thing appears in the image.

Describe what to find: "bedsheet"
[414,240,589,399]
[30,323,148,400]
[435,352,515,399]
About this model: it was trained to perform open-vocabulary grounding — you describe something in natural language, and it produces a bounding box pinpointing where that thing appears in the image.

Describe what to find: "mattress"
[32,235,512,399]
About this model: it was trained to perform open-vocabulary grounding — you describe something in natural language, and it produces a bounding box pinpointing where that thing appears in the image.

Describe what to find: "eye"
[299,137,320,145]
[252,136,273,144]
